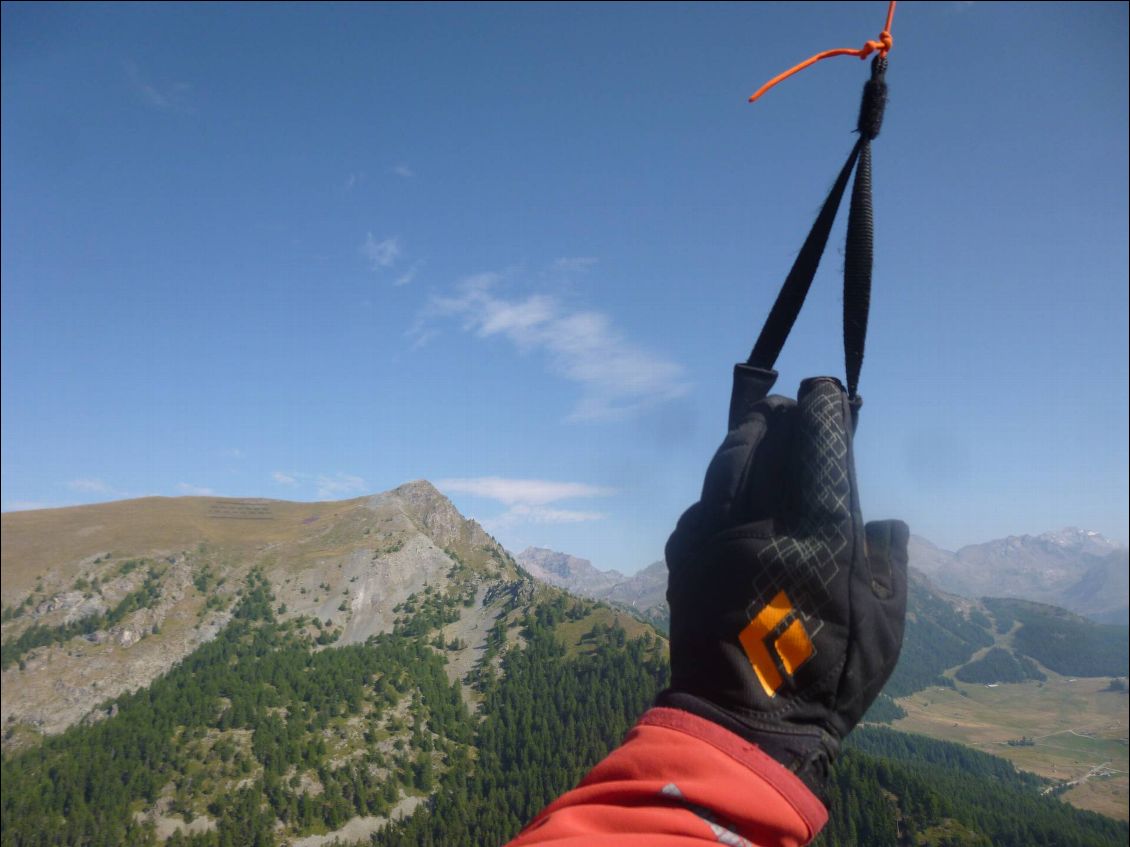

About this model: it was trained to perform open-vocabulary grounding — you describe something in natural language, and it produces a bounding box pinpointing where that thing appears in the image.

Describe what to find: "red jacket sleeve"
[505,707,827,847]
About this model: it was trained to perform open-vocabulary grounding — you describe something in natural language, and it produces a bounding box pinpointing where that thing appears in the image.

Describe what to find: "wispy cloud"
[361,233,426,287]
[221,448,245,460]
[438,477,614,505]
[176,483,216,496]
[487,504,606,528]
[392,164,414,179]
[437,476,613,528]
[67,477,114,494]
[268,471,366,498]
[343,172,364,192]
[395,260,424,287]
[422,272,689,421]
[361,233,401,271]
[64,477,141,501]
[315,474,367,499]
[124,61,191,112]
[406,317,438,351]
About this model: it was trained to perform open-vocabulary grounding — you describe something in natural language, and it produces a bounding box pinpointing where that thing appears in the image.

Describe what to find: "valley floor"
[894,672,1129,821]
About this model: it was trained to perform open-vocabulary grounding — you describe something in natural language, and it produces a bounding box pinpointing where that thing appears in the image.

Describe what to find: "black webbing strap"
[747,57,888,400]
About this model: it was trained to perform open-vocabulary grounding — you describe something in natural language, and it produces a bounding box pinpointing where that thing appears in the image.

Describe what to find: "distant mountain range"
[517,547,669,627]
[910,529,1129,625]
[518,527,1130,626]
[514,547,627,598]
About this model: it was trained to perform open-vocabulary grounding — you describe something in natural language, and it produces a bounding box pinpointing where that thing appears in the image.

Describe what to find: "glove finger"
[793,377,854,526]
[697,398,792,529]
[865,519,909,604]
[701,364,783,522]
[728,364,779,430]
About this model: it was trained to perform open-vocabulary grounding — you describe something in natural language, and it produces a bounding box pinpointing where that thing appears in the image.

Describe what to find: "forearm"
[505,707,827,847]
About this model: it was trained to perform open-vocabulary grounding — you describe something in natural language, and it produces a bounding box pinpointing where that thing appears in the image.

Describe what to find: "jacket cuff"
[638,707,829,835]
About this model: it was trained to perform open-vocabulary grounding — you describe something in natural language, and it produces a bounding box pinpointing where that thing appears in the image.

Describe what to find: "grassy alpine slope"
[4,573,1123,847]
[2,488,1127,845]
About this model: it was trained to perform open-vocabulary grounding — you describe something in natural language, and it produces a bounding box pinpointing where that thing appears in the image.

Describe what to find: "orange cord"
[749,1,896,104]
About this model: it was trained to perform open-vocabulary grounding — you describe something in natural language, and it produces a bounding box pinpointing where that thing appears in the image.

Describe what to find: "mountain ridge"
[516,527,1129,627]
[3,481,1127,841]
[912,529,1129,624]
[1,480,524,738]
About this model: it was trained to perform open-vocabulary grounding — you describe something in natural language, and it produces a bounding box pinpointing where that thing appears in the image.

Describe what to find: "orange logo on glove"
[739,591,814,697]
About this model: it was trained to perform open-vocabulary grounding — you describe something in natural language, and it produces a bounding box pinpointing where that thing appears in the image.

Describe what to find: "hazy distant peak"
[513,548,669,625]
[636,560,667,577]
[909,528,1128,625]
[955,527,1122,561]
[518,547,605,578]
[515,547,625,595]
[908,534,955,556]
[1035,527,1122,552]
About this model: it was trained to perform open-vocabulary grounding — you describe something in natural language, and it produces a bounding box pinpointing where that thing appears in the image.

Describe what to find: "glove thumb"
[864,519,909,606]
[831,519,909,738]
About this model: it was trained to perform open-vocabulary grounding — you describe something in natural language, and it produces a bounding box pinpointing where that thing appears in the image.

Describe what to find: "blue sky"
[2,2,1127,572]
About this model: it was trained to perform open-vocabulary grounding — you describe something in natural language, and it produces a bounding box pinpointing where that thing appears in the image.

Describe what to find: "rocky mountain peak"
[387,479,455,521]
[374,480,493,553]
[515,548,625,597]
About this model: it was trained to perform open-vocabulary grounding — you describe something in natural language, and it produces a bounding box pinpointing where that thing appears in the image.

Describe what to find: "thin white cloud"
[67,478,113,494]
[361,234,401,271]
[392,164,414,178]
[438,477,614,505]
[406,319,438,350]
[395,260,424,287]
[63,478,137,500]
[315,473,367,499]
[268,471,366,498]
[222,448,245,459]
[438,476,613,527]
[124,61,191,112]
[176,483,216,496]
[424,272,689,421]
[344,172,364,192]
[485,504,606,529]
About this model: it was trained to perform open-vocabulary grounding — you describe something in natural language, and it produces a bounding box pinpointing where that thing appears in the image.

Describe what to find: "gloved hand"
[657,366,908,797]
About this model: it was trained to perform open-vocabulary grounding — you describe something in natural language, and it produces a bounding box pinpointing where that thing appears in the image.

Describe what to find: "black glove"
[658,366,908,796]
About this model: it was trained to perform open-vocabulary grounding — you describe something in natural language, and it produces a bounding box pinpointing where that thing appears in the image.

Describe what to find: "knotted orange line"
[749,1,896,104]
